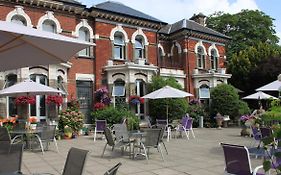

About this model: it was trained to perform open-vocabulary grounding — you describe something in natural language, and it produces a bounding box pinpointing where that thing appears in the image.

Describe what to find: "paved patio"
[21,128,264,175]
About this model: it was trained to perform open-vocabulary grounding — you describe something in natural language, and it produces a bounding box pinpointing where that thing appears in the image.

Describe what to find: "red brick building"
[0,0,231,121]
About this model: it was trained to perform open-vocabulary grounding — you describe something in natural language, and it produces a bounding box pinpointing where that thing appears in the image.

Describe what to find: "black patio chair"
[102,127,128,157]
[0,127,12,143]
[0,143,24,174]
[104,162,122,175]
[62,147,89,175]
[31,125,59,154]
[221,143,264,175]
[133,128,164,161]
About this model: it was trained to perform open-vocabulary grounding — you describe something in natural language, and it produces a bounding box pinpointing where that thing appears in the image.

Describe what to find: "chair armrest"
[252,165,263,175]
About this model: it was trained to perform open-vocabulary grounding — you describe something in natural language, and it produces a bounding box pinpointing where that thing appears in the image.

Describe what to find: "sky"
[79,0,281,45]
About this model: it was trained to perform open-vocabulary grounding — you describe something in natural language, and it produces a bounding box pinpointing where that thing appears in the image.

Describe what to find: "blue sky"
[80,0,281,45]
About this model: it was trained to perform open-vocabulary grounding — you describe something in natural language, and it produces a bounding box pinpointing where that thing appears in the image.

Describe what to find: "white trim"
[37,11,62,33]
[170,42,182,56]
[72,19,94,39]
[194,40,207,55]
[208,43,220,57]
[158,44,166,56]
[6,6,33,27]
[131,28,149,45]
[75,73,95,81]
[110,25,129,43]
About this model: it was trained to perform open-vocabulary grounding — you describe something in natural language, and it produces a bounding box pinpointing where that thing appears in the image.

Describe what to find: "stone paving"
[20,128,265,175]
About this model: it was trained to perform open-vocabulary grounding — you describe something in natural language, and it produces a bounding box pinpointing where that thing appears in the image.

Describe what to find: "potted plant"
[0,116,17,131]
[46,95,63,120]
[64,126,73,139]
[28,116,38,130]
[129,95,144,105]
[15,96,36,119]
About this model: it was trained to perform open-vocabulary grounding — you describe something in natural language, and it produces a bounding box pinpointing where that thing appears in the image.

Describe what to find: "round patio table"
[10,128,43,150]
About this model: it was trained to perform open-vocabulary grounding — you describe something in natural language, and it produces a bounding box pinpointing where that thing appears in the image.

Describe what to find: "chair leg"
[11,135,23,144]
[158,145,165,161]
[191,128,195,138]
[162,142,168,155]
[94,128,97,142]
[34,134,44,155]
[53,138,59,153]
[101,143,107,157]
[184,130,189,140]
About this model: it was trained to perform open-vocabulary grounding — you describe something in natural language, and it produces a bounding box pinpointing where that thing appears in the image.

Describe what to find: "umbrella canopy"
[142,85,193,99]
[242,91,278,100]
[0,20,94,71]
[256,75,281,91]
[256,80,281,91]
[0,79,62,97]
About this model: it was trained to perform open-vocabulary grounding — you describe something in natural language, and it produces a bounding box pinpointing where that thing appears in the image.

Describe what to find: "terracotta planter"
[216,118,224,129]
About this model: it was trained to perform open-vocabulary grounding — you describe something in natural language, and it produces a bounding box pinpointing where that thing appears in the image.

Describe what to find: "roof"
[56,0,83,6]
[159,19,230,39]
[93,1,163,23]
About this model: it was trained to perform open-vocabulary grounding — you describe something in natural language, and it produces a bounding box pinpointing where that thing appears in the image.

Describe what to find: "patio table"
[10,128,43,150]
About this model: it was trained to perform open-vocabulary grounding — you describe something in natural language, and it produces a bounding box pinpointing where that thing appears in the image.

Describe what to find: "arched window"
[11,15,27,26]
[211,49,218,70]
[135,36,144,59]
[5,74,17,116]
[135,79,145,115]
[57,76,67,95]
[78,27,90,57]
[173,44,179,61]
[197,46,205,69]
[42,20,57,33]
[113,32,125,60]
[199,84,210,99]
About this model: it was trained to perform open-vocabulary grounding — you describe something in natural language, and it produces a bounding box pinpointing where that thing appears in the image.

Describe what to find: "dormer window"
[42,20,57,33]
[11,15,27,26]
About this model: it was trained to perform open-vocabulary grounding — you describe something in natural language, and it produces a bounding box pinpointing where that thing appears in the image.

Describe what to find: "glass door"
[30,74,48,121]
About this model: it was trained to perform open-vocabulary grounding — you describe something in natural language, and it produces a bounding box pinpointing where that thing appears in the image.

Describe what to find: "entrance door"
[76,81,93,123]
[30,74,47,121]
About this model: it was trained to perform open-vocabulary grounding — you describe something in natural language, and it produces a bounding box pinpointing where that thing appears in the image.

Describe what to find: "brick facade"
[0,0,231,119]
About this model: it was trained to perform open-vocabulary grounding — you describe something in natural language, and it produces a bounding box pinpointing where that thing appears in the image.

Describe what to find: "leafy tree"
[228,42,281,92]
[206,10,279,59]
[210,84,250,120]
[147,76,188,122]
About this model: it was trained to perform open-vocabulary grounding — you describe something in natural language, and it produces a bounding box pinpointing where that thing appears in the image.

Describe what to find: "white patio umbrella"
[0,20,94,71]
[242,91,278,100]
[256,75,281,91]
[0,79,62,97]
[142,85,193,120]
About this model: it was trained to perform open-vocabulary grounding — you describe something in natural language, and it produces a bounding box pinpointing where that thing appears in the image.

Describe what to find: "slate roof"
[57,0,83,6]
[93,1,164,23]
[159,19,230,39]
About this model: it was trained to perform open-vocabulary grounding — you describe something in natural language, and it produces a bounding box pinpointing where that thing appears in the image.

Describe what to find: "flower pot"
[30,123,37,130]
[240,126,250,137]
[64,132,72,139]
[216,118,223,129]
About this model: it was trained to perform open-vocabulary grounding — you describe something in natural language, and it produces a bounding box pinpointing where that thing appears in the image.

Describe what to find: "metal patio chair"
[104,162,122,175]
[156,119,171,142]
[221,143,264,175]
[0,143,24,174]
[133,128,164,161]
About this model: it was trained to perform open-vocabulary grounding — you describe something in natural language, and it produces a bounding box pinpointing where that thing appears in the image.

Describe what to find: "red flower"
[28,117,37,124]
[15,96,36,105]
[94,102,105,110]
[129,95,144,104]
[46,95,63,106]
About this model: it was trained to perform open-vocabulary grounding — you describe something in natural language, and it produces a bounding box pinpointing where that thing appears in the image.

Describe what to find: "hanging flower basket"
[15,96,36,105]
[129,95,144,105]
[46,95,63,106]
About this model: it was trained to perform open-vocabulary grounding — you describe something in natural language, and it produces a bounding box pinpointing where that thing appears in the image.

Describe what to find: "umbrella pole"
[166,104,168,122]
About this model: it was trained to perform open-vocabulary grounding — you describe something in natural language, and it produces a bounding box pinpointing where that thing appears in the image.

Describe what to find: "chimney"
[190,13,206,26]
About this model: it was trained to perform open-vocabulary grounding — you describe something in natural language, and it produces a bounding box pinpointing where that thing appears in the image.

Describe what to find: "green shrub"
[91,105,139,129]
[187,100,207,127]
[210,84,249,120]
[147,76,188,122]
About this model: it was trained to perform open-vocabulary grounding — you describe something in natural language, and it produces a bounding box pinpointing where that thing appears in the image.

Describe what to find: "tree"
[210,84,250,120]
[228,42,281,92]
[206,10,279,59]
[147,76,188,122]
